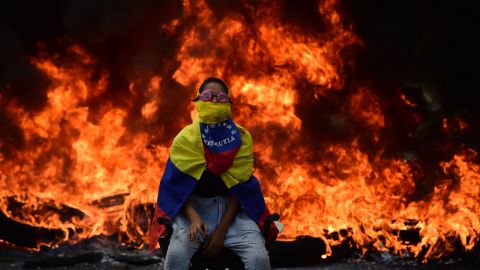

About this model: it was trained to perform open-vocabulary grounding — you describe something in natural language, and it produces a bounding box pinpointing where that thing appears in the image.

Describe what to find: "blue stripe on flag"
[229,175,266,223]
[200,118,242,153]
[157,157,198,219]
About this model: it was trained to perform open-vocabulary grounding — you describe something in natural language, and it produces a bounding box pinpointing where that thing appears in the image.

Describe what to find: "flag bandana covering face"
[200,118,242,175]
[149,96,279,254]
[196,100,232,124]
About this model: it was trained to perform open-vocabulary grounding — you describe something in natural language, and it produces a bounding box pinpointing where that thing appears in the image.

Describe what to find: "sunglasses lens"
[217,92,229,103]
[200,91,212,101]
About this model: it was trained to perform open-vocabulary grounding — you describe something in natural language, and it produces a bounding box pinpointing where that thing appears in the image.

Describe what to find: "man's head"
[194,77,232,123]
[194,77,231,104]
[199,77,229,95]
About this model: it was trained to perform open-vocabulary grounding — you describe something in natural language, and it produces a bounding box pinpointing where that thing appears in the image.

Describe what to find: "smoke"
[337,0,480,197]
[342,0,479,138]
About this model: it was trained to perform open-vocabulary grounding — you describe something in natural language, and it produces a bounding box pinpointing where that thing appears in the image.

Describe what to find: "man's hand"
[201,195,239,257]
[202,227,226,258]
[183,197,208,242]
[188,217,208,242]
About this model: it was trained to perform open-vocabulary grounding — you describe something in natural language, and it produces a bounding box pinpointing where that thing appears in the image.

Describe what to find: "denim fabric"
[164,195,271,270]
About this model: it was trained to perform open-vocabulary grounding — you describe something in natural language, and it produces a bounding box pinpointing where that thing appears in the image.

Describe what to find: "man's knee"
[250,253,270,268]
[164,242,195,270]
[165,250,188,269]
[242,246,270,270]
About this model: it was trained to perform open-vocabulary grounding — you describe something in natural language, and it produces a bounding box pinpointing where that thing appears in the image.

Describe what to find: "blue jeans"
[164,195,271,270]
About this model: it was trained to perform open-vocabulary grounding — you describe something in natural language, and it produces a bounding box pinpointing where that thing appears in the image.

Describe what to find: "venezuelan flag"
[150,117,276,253]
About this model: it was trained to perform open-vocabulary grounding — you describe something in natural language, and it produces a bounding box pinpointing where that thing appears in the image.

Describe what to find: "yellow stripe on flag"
[170,117,253,187]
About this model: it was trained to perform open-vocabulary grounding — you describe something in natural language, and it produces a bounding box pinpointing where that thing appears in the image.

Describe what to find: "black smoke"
[339,0,480,197]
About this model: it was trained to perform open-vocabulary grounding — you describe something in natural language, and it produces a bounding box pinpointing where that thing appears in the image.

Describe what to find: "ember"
[0,0,478,265]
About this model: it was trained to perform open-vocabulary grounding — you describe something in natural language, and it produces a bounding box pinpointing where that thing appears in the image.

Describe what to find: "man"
[150,77,278,270]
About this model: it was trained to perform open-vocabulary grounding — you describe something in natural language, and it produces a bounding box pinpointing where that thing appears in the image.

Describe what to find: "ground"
[1,256,479,270]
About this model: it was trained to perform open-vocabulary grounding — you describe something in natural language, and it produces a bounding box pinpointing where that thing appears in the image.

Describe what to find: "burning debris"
[0,0,479,266]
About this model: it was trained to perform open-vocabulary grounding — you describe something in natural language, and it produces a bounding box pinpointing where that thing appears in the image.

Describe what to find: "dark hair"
[198,77,229,94]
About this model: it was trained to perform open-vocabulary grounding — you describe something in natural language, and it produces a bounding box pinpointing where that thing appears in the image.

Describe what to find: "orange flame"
[0,0,479,262]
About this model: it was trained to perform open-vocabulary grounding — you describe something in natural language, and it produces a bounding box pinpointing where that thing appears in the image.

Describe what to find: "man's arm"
[202,195,239,257]
[218,195,240,233]
[183,197,208,241]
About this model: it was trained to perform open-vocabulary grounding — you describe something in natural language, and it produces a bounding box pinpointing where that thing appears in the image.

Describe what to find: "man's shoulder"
[173,122,199,143]
[235,123,249,137]
[235,124,253,148]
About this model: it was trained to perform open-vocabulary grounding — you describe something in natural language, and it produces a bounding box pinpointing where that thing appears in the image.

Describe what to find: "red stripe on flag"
[203,143,240,175]
[149,205,170,255]
[258,209,280,244]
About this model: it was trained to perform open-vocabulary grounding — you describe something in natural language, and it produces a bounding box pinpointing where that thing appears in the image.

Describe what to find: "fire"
[1,0,479,263]
[443,116,469,134]
[348,87,384,129]
[1,54,168,249]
